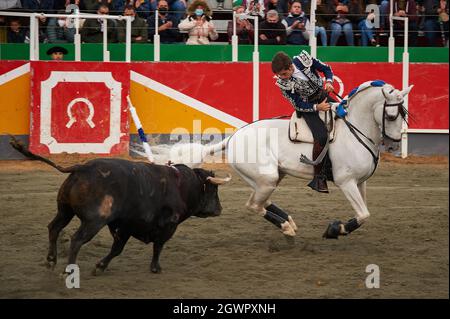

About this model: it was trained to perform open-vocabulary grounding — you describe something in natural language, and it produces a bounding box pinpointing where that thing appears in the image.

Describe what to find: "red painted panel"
[260,62,447,130]
[0,61,28,75]
[29,61,130,155]
[131,62,254,123]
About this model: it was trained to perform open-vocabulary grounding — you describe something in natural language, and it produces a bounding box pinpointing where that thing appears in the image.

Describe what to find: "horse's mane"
[346,80,388,102]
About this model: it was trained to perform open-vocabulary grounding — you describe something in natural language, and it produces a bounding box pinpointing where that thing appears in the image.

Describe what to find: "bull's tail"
[9,135,79,173]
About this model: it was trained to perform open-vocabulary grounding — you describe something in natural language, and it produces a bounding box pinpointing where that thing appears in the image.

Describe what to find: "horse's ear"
[401,85,414,97]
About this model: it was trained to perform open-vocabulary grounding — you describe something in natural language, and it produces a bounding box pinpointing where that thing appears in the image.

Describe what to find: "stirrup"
[307,175,329,193]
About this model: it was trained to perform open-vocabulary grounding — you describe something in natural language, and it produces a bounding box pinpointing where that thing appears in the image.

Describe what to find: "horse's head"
[373,84,414,142]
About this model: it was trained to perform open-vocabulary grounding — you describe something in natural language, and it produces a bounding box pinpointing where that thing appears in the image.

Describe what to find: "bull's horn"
[206,173,232,185]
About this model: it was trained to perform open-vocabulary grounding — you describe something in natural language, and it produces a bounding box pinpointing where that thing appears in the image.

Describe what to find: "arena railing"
[0,10,133,62]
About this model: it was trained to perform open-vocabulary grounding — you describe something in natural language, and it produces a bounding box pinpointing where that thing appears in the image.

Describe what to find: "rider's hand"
[325,82,334,93]
[316,98,331,112]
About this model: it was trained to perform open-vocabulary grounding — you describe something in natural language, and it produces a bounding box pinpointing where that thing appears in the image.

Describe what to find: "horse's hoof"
[151,266,162,274]
[59,271,69,280]
[323,220,344,239]
[281,221,296,237]
[91,267,104,276]
[288,216,298,232]
[46,260,56,270]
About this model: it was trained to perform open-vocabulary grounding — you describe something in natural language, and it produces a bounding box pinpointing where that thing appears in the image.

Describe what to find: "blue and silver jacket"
[276,50,334,112]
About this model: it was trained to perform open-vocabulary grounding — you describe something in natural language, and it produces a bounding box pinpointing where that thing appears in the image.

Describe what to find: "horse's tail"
[9,135,80,173]
[202,136,231,156]
[146,136,231,168]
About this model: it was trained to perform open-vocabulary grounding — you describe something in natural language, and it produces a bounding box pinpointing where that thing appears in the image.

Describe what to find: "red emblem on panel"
[30,62,130,155]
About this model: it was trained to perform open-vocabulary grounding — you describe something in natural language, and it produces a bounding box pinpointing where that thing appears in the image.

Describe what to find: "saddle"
[288,103,338,143]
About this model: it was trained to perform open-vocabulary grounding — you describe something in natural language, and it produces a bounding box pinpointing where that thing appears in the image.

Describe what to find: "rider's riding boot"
[307,142,329,193]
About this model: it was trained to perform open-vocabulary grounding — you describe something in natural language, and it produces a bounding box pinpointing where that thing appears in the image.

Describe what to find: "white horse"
[164,81,413,238]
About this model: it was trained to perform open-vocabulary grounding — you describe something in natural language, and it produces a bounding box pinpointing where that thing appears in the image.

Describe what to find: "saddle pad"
[288,103,337,143]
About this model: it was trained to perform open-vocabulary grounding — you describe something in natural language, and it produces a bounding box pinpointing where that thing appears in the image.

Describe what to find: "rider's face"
[276,65,294,79]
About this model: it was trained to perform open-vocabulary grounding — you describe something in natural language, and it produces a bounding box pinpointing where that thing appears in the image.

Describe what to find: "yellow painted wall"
[130,81,235,134]
[0,74,30,135]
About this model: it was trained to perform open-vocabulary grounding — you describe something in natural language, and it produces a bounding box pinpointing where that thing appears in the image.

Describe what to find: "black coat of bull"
[10,137,230,274]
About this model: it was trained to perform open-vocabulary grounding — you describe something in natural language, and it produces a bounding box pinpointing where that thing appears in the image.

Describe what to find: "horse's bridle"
[340,88,406,180]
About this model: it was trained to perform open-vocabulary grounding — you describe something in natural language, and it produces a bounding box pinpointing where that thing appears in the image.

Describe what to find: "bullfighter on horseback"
[271,50,336,193]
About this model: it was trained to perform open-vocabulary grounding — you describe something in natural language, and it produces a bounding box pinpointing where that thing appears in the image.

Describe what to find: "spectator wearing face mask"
[47,10,76,43]
[113,0,152,18]
[149,0,187,26]
[178,0,218,45]
[259,9,287,44]
[117,4,148,42]
[148,0,181,43]
[81,4,118,42]
[227,5,254,44]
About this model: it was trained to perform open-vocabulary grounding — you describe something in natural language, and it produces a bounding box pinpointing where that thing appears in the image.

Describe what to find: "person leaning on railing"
[178,0,218,45]
[117,4,148,42]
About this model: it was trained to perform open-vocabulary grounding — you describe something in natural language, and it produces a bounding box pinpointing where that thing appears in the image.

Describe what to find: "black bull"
[10,138,231,274]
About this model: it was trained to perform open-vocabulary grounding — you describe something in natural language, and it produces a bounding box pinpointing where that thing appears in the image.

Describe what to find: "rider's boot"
[307,142,329,193]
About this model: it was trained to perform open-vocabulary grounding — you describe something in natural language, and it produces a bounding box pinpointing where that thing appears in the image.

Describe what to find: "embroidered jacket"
[276,50,333,112]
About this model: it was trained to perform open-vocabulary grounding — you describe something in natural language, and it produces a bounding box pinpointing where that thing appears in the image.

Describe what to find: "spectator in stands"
[84,0,113,12]
[316,0,332,46]
[417,0,440,46]
[437,0,449,46]
[21,0,55,13]
[149,0,187,25]
[379,0,390,30]
[347,0,379,46]
[7,18,27,43]
[282,1,310,45]
[0,0,22,10]
[54,0,86,11]
[245,0,265,18]
[46,45,68,60]
[47,10,76,43]
[117,4,148,42]
[113,1,151,18]
[259,9,287,44]
[265,0,288,17]
[329,0,354,46]
[393,0,419,47]
[148,0,180,43]
[178,0,218,44]
[227,5,254,44]
[0,17,7,43]
[81,4,118,42]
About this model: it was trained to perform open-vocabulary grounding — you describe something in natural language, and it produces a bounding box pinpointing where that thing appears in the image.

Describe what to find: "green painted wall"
[0,43,448,63]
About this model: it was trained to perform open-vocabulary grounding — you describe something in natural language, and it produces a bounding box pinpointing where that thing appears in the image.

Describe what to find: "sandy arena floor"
[0,154,448,298]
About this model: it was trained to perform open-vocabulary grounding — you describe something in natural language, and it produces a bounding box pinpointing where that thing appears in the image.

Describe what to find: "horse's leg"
[264,173,298,231]
[245,180,296,237]
[358,181,367,204]
[323,180,369,239]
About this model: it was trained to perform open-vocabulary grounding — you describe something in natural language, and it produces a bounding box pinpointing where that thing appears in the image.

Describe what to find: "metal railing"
[0,10,133,62]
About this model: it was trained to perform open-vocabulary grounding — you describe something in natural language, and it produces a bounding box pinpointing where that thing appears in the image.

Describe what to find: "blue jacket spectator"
[282,1,310,45]
[147,0,180,43]
[113,0,152,18]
